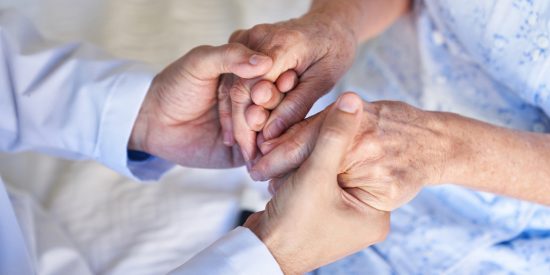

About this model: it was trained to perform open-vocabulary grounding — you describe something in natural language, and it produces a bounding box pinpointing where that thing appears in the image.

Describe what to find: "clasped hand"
[219,14,450,212]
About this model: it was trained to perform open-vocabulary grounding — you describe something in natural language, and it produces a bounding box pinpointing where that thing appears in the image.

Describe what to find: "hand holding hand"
[251,99,453,211]
[129,43,273,168]
[219,12,359,162]
[245,93,390,274]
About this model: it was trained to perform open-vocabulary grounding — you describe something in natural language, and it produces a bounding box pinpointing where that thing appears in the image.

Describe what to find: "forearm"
[307,0,411,43]
[439,113,550,205]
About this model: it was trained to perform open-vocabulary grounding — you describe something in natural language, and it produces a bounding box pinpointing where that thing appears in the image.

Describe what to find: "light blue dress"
[315,0,550,274]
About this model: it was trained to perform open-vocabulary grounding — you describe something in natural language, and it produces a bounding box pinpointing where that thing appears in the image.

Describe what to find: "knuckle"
[186,45,212,68]
[251,23,270,33]
[229,29,245,42]
[385,181,402,204]
[221,43,244,67]
[218,81,232,100]
[364,140,384,160]
[218,86,230,101]
[285,29,306,42]
[224,42,243,54]
[285,138,308,167]
[270,29,295,44]
[218,106,231,119]
[268,45,286,59]
[250,24,270,40]
[189,45,211,55]
[229,82,251,104]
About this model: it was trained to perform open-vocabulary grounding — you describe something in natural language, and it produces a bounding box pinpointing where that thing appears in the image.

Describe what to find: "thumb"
[301,93,363,176]
[187,43,273,80]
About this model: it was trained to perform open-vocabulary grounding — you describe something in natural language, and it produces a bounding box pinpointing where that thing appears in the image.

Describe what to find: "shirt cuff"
[170,227,283,275]
[94,63,173,181]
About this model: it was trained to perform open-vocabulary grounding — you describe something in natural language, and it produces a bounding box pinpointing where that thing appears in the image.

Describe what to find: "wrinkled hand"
[129,43,273,168]
[218,13,358,163]
[251,99,453,211]
[244,93,389,274]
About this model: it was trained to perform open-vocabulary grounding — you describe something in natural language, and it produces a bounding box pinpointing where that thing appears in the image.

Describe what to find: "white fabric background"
[0,0,310,274]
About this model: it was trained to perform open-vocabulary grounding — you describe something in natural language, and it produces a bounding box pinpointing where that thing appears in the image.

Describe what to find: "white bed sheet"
[0,0,310,274]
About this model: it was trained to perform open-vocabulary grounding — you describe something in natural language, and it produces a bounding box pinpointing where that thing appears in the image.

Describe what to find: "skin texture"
[128,43,273,168]
[218,14,357,163]
[251,100,550,210]
[218,0,411,164]
[244,93,390,274]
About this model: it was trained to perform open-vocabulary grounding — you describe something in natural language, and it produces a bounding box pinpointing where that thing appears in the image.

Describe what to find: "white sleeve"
[0,9,172,180]
[170,227,283,275]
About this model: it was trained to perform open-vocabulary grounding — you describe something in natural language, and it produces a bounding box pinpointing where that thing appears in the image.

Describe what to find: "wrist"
[304,5,363,45]
[245,219,302,275]
[129,79,158,154]
[128,105,149,153]
[425,111,474,186]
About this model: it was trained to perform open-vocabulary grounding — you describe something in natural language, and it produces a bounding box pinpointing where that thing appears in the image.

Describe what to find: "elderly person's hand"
[251,96,550,210]
[245,93,390,274]
[129,43,272,168]
[251,99,447,211]
[218,15,357,163]
[219,0,411,164]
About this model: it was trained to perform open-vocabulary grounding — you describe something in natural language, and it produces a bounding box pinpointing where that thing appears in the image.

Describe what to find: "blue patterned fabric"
[314,1,550,274]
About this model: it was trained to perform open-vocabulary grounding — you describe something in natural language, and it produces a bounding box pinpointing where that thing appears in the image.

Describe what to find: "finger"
[249,112,326,181]
[302,92,363,176]
[276,70,299,93]
[230,78,259,163]
[218,74,235,146]
[263,69,336,140]
[245,105,270,132]
[251,80,285,110]
[257,132,267,149]
[229,29,258,50]
[229,29,247,43]
[262,44,313,82]
[188,43,273,80]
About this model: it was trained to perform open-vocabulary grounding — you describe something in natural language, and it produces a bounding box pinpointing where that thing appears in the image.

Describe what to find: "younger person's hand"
[245,93,390,274]
[129,43,273,168]
[251,99,452,211]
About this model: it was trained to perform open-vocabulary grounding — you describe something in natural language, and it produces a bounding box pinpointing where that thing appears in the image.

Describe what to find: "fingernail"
[241,148,250,162]
[249,54,269,65]
[246,161,253,172]
[259,140,275,155]
[337,94,361,114]
[223,132,234,146]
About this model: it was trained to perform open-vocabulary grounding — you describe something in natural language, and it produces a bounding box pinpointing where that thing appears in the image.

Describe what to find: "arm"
[0,9,274,180]
[308,0,411,43]
[251,100,550,210]
[169,227,283,275]
[437,113,550,205]
[221,0,411,162]
[0,9,160,179]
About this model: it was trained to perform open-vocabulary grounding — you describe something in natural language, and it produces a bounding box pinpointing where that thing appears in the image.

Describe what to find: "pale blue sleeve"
[169,227,283,275]
[0,9,172,180]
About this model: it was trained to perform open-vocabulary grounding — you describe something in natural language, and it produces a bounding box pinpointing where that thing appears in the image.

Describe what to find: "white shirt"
[0,9,281,275]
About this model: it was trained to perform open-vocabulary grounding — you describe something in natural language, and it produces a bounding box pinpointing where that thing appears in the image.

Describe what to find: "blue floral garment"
[313,1,550,274]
